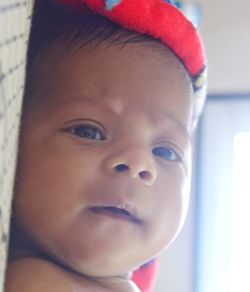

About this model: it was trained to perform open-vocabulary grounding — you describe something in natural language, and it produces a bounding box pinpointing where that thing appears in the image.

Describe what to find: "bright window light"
[230,132,250,292]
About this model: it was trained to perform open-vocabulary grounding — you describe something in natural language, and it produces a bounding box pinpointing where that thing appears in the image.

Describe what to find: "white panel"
[196,97,250,292]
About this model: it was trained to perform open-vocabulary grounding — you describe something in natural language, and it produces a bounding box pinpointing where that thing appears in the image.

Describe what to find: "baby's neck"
[8,227,140,291]
[9,255,139,292]
[8,223,47,261]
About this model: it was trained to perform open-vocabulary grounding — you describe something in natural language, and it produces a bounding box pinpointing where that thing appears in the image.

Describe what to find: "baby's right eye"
[66,124,105,140]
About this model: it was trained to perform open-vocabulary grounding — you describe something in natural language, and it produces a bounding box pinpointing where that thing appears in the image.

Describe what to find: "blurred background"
[155,0,250,291]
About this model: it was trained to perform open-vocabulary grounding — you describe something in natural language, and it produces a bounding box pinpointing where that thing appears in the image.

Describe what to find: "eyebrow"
[49,94,120,114]
[164,111,190,133]
[49,94,191,138]
[164,113,192,142]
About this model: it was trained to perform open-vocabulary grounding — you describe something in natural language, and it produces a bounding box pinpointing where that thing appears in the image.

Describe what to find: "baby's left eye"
[152,146,180,162]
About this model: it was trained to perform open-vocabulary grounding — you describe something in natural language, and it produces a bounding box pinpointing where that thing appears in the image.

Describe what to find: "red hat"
[55,0,207,92]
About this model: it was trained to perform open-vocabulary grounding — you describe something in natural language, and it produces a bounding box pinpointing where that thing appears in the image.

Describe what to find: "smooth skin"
[6,42,193,291]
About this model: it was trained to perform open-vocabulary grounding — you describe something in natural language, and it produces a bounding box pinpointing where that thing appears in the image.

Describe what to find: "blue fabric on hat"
[163,0,176,6]
[105,0,177,11]
[105,0,122,10]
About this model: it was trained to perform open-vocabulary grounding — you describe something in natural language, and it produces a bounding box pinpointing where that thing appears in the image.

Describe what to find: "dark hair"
[28,0,165,63]
[24,0,175,105]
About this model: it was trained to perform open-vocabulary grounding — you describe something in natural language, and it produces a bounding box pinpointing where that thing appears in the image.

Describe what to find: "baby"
[5,0,207,291]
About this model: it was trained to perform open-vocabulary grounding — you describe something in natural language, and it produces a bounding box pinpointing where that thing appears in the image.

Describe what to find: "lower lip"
[89,207,140,224]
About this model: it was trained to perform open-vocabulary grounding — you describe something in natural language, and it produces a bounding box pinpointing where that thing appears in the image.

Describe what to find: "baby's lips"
[88,200,142,223]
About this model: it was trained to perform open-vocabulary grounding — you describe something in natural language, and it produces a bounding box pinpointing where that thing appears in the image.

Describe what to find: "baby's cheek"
[146,171,189,250]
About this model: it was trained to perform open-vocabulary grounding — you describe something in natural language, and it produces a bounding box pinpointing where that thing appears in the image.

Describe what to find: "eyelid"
[62,119,107,139]
[153,140,185,162]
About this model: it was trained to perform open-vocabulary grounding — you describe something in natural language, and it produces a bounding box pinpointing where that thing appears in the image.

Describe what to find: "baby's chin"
[46,245,153,280]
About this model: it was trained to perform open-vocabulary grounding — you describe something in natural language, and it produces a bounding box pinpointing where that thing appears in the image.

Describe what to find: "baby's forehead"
[32,43,190,99]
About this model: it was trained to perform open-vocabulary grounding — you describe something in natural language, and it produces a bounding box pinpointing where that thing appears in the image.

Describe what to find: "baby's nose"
[104,146,158,186]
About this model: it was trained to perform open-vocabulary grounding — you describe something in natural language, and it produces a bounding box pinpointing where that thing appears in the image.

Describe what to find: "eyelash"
[152,146,181,162]
[65,123,105,141]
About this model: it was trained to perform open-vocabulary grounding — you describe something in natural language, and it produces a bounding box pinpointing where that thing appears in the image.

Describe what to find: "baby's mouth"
[89,205,141,224]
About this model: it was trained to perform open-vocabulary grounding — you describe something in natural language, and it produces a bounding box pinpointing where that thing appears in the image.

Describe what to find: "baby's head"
[12,0,206,278]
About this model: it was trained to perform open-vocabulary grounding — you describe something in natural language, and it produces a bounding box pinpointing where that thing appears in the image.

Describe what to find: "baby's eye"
[152,146,180,162]
[67,125,105,140]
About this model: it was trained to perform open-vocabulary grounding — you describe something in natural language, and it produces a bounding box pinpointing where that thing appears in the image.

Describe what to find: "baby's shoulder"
[4,257,106,292]
[5,257,140,292]
[5,257,75,292]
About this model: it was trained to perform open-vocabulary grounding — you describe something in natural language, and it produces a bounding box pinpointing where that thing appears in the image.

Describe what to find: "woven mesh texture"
[0,0,34,289]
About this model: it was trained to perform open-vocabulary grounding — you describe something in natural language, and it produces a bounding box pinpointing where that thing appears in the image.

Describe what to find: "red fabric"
[55,0,205,79]
[132,259,160,292]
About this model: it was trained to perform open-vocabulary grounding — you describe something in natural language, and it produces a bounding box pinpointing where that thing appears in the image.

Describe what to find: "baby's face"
[14,42,193,276]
